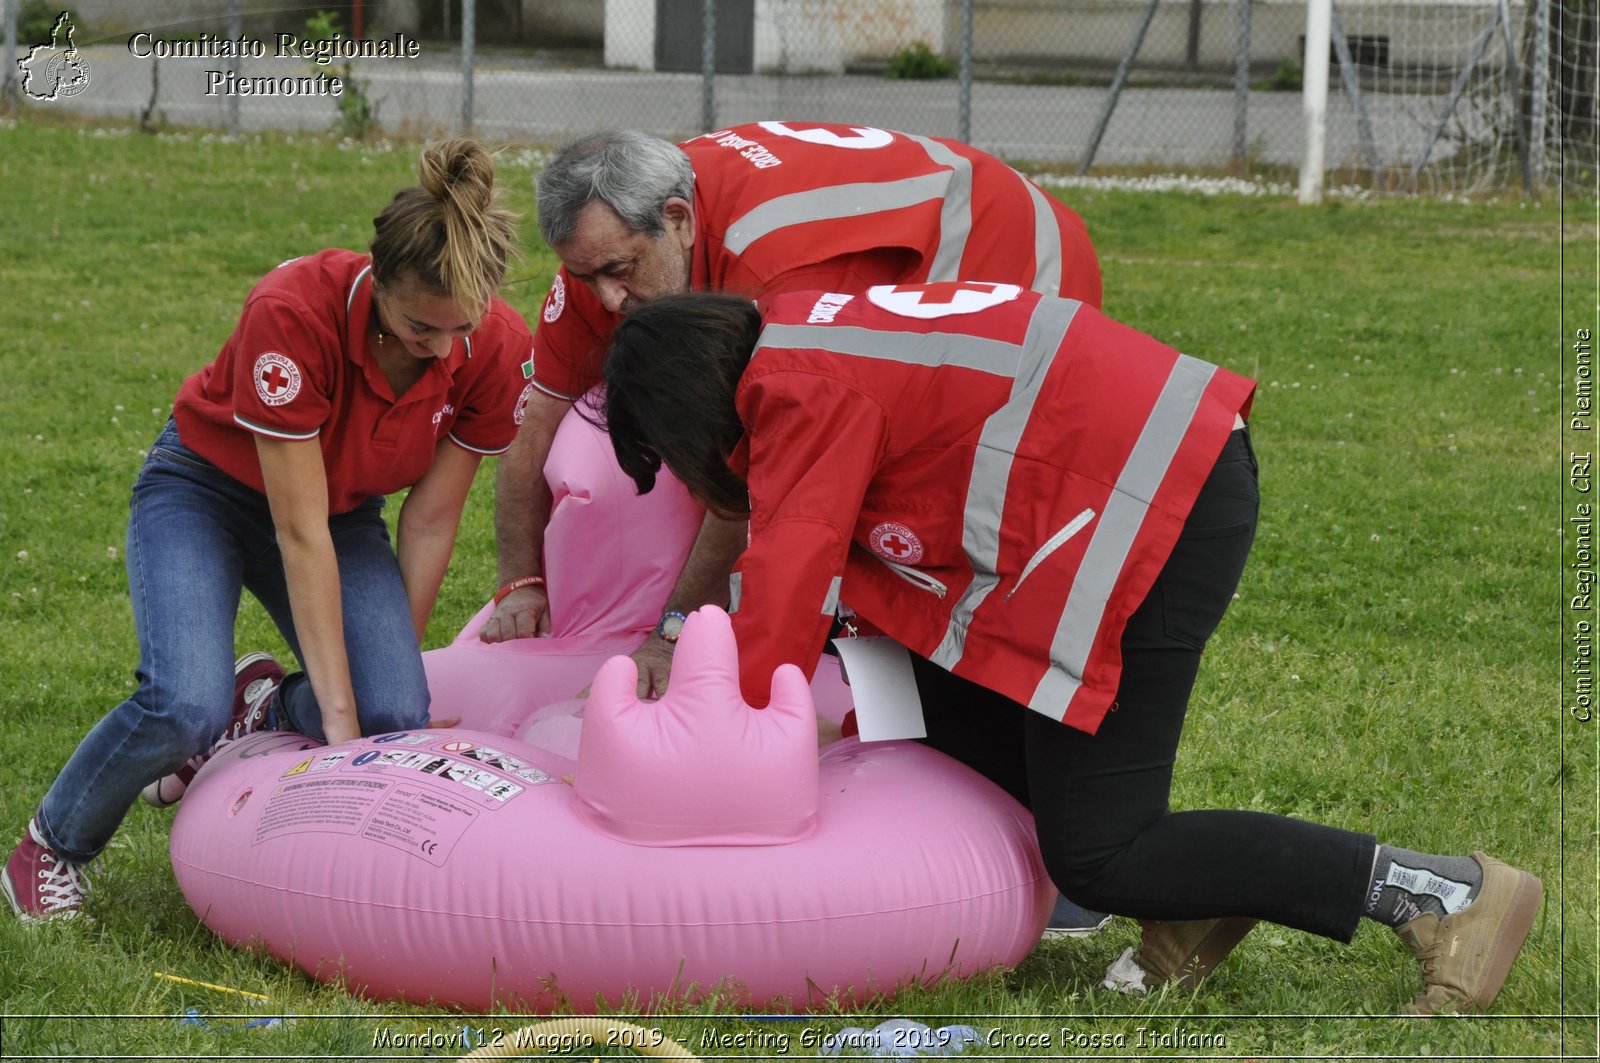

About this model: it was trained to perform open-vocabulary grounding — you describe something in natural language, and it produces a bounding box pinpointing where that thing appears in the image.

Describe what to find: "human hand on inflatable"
[628,635,676,699]
[575,605,820,845]
[478,583,552,643]
[323,716,362,746]
[574,634,674,700]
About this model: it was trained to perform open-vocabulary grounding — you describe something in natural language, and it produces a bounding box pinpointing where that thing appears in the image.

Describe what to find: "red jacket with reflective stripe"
[727,284,1255,734]
[526,121,1102,400]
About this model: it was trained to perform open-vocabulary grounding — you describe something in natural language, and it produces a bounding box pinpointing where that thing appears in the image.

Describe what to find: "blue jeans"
[36,421,430,862]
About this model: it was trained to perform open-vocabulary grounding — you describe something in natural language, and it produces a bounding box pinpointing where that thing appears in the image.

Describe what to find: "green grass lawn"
[0,117,1589,1060]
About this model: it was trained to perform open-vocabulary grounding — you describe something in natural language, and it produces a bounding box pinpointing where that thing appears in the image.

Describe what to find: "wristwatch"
[655,610,688,643]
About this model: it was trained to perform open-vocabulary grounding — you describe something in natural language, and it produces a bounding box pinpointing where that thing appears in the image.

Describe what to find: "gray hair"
[536,130,696,248]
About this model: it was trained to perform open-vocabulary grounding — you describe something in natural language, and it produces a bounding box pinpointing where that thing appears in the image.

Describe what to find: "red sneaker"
[141,652,281,808]
[3,819,91,922]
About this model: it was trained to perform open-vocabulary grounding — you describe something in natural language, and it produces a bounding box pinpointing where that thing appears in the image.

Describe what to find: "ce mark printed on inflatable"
[171,608,1055,1013]
[247,733,554,868]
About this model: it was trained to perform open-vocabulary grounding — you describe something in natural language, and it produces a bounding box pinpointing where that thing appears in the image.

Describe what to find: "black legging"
[913,427,1375,942]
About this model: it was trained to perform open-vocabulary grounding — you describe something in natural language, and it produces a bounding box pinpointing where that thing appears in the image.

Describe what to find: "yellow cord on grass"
[151,971,272,1002]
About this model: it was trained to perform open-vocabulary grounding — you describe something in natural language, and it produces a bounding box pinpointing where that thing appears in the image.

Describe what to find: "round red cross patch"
[542,274,566,323]
[868,521,924,564]
[252,352,302,407]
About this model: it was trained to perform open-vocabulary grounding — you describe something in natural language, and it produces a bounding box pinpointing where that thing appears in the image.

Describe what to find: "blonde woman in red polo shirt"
[4,140,532,922]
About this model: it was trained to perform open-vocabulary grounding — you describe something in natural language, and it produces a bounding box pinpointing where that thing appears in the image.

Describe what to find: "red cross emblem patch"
[252,352,302,407]
[868,521,924,564]
[542,274,566,324]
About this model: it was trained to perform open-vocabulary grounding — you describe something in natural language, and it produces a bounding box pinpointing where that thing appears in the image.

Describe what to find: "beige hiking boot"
[1396,851,1541,1015]
[1102,916,1258,993]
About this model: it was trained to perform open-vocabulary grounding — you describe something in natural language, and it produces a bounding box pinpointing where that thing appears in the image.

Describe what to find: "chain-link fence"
[3,0,1593,196]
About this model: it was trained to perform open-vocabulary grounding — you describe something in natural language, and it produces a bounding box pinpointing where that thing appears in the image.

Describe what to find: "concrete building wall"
[67,1,423,40]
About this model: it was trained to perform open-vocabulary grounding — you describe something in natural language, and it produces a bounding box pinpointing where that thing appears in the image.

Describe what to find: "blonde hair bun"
[371,138,520,321]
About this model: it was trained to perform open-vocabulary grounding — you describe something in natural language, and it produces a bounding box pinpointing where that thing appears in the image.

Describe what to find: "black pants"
[914,427,1374,942]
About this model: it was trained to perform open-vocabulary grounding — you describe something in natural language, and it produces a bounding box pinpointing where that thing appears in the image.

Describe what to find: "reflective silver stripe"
[723,134,980,265]
[928,297,1082,670]
[821,575,843,615]
[1023,178,1065,294]
[758,323,1020,377]
[1027,354,1219,716]
[723,172,951,256]
[728,571,742,614]
[347,264,372,313]
[1007,507,1096,602]
[907,134,974,282]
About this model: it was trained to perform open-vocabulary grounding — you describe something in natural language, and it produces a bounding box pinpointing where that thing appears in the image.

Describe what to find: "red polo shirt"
[174,250,533,513]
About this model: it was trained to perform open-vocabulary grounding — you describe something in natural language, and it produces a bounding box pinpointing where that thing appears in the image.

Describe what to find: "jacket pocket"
[876,557,948,598]
[1005,507,1096,603]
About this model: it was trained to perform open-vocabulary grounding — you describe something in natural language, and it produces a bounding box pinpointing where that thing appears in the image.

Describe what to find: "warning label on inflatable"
[249,735,561,864]
[252,776,476,867]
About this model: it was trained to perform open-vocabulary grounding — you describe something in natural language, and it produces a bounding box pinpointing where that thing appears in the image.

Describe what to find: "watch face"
[659,612,687,640]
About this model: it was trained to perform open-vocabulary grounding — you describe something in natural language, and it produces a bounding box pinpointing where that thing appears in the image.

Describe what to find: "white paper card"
[829,636,926,741]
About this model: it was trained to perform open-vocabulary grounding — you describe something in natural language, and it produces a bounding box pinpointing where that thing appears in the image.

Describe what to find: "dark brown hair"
[598,292,762,516]
[370,138,518,319]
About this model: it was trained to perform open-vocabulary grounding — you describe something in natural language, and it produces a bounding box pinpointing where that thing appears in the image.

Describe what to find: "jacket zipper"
[877,558,948,598]
[1005,507,1097,602]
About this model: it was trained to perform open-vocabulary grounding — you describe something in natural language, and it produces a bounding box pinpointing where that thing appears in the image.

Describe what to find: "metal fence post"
[227,0,242,134]
[1186,0,1202,68]
[1232,0,1251,173]
[1530,0,1549,187]
[2,0,17,110]
[1079,0,1161,174]
[957,0,973,144]
[701,0,715,132]
[1298,0,1332,204]
[1329,7,1379,178]
[460,0,475,133]
[1495,0,1534,195]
